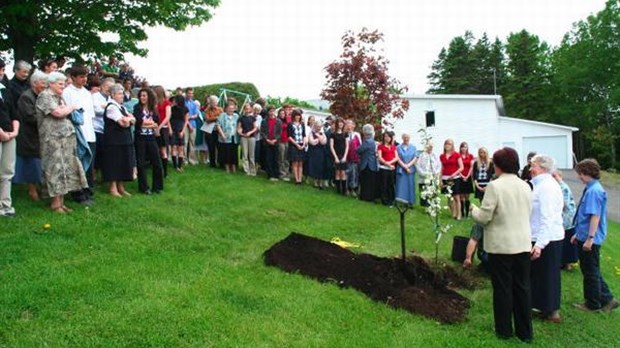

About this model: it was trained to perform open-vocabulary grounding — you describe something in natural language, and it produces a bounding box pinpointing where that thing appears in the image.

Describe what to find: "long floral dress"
[35,89,88,197]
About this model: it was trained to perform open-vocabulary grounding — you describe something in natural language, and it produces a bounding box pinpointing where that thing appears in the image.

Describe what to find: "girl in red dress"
[458,142,475,217]
[440,138,463,219]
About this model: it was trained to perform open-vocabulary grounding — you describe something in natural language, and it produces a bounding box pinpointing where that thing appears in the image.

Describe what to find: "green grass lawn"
[1,166,619,347]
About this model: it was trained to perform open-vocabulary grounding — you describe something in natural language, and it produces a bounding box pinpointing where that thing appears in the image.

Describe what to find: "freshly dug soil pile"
[264,233,471,324]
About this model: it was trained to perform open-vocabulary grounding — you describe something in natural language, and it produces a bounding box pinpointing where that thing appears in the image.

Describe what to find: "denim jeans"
[577,241,614,309]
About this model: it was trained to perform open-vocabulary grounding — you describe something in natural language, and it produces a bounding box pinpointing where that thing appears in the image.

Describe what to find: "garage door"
[522,136,569,168]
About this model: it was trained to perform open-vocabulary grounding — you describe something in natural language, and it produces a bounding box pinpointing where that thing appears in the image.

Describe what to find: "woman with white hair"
[357,124,379,202]
[395,133,418,206]
[415,140,441,207]
[102,83,136,196]
[14,71,47,201]
[529,154,565,323]
[35,71,88,213]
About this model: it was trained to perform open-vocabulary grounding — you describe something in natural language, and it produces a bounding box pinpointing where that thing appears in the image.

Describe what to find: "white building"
[303,94,578,168]
[390,94,578,169]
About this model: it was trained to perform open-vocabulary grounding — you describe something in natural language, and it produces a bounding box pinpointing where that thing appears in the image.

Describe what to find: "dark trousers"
[488,252,532,341]
[379,168,395,205]
[135,138,163,192]
[577,241,614,309]
[264,143,279,179]
[204,131,218,168]
[94,132,104,174]
[72,141,96,202]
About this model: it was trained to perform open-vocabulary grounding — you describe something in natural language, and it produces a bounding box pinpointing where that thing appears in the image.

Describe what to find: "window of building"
[425,111,435,127]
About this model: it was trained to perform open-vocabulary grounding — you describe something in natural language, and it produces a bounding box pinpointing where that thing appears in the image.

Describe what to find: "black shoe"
[80,199,94,206]
[152,189,162,194]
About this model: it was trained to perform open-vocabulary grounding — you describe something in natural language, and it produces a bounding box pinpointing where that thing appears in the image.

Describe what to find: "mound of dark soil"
[264,233,471,324]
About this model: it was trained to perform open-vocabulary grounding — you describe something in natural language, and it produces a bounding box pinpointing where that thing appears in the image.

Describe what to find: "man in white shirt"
[62,65,97,205]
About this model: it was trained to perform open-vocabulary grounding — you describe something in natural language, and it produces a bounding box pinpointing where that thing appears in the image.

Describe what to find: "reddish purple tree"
[321,28,409,133]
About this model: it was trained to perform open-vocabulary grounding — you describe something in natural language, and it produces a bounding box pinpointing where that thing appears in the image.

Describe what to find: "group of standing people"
[0,59,170,215]
[468,147,617,343]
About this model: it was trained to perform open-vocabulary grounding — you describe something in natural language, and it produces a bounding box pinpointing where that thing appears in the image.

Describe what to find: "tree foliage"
[264,96,317,110]
[427,31,505,95]
[321,28,409,132]
[551,0,620,169]
[426,1,620,169]
[502,30,553,120]
[191,82,260,106]
[0,0,220,64]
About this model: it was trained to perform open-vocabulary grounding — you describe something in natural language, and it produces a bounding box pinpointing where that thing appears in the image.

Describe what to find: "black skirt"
[220,142,238,166]
[359,167,378,202]
[103,144,136,182]
[288,144,305,162]
[531,240,562,312]
[459,176,474,194]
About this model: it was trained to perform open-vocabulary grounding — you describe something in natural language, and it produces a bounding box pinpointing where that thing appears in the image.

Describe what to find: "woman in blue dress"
[395,133,418,206]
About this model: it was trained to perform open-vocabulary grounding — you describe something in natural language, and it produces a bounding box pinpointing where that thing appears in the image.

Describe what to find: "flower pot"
[451,236,469,263]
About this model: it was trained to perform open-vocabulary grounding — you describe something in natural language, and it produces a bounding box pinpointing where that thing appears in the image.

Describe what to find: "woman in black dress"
[330,117,349,195]
[287,109,307,185]
[170,95,188,172]
[307,120,327,188]
[102,83,136,197]
[133,88,163,194]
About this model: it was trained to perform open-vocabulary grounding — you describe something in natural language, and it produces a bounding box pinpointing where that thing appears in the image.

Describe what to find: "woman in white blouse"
[415,141,441,207]
[529,154,565,323]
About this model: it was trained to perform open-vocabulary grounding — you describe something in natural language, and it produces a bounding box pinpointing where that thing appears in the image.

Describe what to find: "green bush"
[191,82,260,106]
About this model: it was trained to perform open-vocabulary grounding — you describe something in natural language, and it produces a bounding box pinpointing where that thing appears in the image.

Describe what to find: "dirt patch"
[264,233,472,324]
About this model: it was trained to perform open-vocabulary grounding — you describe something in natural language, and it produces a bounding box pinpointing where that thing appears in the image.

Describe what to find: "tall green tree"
[502,30,553,121]
[552,0,620,169]
[427,31,476,94]
[321,28,409,131]
[427,32,504,95]
[0,0,220,64]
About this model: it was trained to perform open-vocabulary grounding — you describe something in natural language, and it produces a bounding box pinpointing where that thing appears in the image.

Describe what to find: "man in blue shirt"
[571,159,618,312]
[184,87,200,165]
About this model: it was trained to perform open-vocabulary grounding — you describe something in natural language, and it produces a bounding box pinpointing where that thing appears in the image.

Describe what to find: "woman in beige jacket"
[471,147,533,343]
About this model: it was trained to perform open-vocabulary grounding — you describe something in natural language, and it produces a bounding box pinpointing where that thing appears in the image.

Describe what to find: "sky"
[122,0,607,100]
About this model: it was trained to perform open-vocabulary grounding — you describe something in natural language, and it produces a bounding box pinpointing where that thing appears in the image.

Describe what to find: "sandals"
[51,206,66,214]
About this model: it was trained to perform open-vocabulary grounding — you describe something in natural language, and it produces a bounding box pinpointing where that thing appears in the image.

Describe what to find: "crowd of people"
[0,57,616,344]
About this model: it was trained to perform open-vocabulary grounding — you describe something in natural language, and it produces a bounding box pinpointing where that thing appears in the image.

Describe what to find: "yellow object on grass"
[330,237,361,249]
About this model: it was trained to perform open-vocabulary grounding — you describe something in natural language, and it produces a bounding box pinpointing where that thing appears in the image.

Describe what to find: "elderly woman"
[551,170,578,270]
[102,83,136,196]
[357,124,379,202]
[471,147,532,343]
[217,101,240,173]
[529,154,565,323]
[416,140,441,207]
[35,71,89,213]
[395,133,418,206]
[14,71,47,201]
